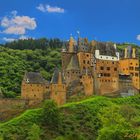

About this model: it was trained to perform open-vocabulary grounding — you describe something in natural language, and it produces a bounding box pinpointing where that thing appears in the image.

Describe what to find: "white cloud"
[3,37,17,42]
[136,35,140,41]
[36,4,65,13]
[3,26,26,35]
[1,11,37,35]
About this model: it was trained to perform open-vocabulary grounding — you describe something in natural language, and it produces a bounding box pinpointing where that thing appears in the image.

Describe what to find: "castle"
[21,37,140,105]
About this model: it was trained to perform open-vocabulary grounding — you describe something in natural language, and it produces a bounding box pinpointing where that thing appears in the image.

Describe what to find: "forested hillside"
[0,96,140,140]
[0,38,139,98]
[0,38,62,98]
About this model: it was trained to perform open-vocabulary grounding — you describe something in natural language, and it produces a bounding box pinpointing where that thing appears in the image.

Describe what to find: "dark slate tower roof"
[51,68,65,84]
[66,54,80,70]
[96,42,117,57]
[78,38,90,52]
[24,72,47,84]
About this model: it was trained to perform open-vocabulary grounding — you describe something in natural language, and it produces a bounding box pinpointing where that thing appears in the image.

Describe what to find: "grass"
[0,95,140,140]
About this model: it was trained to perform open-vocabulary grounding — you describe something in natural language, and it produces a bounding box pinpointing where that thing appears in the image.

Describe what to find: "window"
[130,73,134,76]
[114,68,117,71]
[100,66,104,70]
[100,73,103,76]
[112,62,114,64]
[135,67,139,71]
[129,67,134,70]
[106,73,110,77]
[87,61,90,64]
[107,67,110,70]
[83,60,86,64]
[135,73,139,77]
[87,54,89,57]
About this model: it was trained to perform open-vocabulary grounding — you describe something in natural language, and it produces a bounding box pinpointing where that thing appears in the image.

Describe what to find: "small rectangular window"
[100,66,104,70]
[107,67,110,70]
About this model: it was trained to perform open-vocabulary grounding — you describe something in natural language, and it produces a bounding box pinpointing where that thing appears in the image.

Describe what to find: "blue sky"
[0,0,140,45]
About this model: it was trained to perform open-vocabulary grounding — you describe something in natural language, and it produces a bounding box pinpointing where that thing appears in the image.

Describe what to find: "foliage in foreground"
[0,96,140,140]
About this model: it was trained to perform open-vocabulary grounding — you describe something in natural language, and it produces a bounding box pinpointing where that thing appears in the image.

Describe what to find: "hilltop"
[0,38,139,98]
[0,96,140,140]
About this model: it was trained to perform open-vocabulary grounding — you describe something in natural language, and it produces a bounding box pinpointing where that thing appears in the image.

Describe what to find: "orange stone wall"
[65,70,80,86]
[95,59,119,95]
[21,82,49,101]
[119,58,140,90]
[80,74,94,96]
[77,52,93,72]
[50,84,66,105]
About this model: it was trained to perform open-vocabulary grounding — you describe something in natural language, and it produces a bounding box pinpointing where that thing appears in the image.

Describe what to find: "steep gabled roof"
[51,68,65,84]
[66,54,80,70]
[24,72,48,84]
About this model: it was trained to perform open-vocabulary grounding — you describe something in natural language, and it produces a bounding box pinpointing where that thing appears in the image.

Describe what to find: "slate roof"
[66,54,80,70]
[24,72,48,84]
[51,68,65,84]
[78,38,90,52]
[96,42,117,57]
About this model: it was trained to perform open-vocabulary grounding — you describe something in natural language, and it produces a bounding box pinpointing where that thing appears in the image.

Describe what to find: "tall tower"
[65,54,80,86]
[119,46,140,90]
[50,68,66,105]
[80,69,94,96]
[77,38,92,73]
[61,36,77,71]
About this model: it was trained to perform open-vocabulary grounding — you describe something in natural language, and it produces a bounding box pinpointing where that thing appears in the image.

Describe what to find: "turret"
[124,48,127,58]
[50,68,66,105]
[68,36,75,53]
[132,48,136,58]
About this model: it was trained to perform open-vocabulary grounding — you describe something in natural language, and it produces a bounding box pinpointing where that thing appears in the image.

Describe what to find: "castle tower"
[132,48,136,58]
[68,36,75,53]
[50,68,66,105]
[124,48,127,58]
[61,37,77,71]
[80,69,94,96]
[119,46,140,90]
[65,54,80,86]
[77,38,93,73]
[94,42,119,95]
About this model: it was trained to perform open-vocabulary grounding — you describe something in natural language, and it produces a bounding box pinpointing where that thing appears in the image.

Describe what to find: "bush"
[42,100,61,128]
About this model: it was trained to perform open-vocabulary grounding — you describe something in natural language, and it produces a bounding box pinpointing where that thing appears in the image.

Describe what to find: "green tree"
[42,100,61,128]
[27,124,41,140]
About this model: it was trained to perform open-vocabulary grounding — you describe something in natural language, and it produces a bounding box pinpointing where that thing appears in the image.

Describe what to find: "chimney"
[132,48,136,58]
[124,48,127,58]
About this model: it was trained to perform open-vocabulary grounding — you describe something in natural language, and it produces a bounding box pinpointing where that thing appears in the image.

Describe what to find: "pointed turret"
[132,48,136,58]
[51,68,65,84]
[66,55,80,70]
[68,36,75,53]
[50,68,66,105]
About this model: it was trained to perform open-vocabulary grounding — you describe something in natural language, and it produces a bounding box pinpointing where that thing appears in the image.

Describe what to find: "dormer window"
[26,78,29,83]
